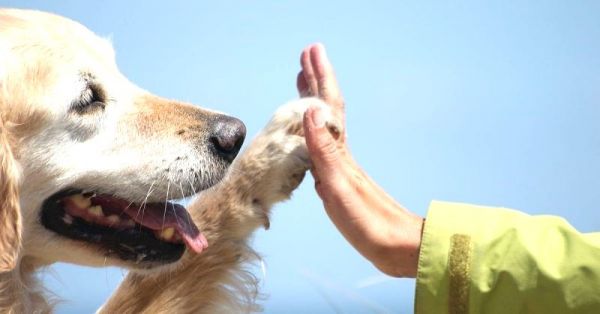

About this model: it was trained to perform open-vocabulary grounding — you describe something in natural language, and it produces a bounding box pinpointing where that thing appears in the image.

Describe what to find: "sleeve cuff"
[414,201,527,313]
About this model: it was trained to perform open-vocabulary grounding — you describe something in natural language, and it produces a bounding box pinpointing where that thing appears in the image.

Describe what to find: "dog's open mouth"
[40,189,207,265]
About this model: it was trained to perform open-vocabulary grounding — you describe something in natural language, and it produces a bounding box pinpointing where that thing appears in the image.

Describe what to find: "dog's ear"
[0,117,21,272]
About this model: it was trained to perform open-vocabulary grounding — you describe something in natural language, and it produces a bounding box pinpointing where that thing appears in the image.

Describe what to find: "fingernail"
[311,107,326,128]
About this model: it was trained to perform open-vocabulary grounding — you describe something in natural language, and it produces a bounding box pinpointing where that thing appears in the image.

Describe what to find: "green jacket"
[415,201,600,314]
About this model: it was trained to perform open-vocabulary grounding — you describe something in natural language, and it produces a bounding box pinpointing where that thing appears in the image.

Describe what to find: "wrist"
[371,214,423,278]
[318,156,424,278]
[343,167,424,278]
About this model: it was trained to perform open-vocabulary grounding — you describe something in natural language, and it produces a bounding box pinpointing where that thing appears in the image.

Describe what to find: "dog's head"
[0,9,245,270]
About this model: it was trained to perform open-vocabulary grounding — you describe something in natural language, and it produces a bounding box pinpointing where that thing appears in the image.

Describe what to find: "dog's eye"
[71,83,106,114]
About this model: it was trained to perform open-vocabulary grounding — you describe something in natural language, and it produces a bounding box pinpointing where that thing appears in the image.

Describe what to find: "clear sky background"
[3,1,600,313]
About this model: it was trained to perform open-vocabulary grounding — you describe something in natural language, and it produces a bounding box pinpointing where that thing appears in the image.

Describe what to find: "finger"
[309,43,343,109]
[303,105,340,178]
[300,46,319,97]
[296,71,310,97]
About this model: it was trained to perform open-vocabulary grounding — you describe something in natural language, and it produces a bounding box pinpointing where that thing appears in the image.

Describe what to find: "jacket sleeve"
[415,201,600,314]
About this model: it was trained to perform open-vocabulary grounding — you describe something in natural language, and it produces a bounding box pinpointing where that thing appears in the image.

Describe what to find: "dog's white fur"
[0,8,338,313]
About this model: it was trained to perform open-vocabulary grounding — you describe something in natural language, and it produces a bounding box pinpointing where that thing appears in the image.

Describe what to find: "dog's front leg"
[100,98,340,314]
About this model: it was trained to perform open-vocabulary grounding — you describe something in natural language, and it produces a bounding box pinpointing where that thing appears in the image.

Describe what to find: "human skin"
[298,43,424,278]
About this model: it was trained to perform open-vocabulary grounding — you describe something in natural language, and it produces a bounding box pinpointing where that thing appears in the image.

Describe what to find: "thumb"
[303,106,340,176]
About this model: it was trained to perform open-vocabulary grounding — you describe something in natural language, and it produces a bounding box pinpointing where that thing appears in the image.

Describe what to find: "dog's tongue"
[93,195,207,253]
[122,203,207,253]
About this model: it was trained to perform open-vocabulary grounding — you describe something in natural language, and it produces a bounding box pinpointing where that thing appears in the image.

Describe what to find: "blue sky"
[4,1,600,313]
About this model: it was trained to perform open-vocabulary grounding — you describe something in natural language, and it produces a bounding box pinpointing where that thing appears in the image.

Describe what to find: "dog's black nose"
[210,115,246,162]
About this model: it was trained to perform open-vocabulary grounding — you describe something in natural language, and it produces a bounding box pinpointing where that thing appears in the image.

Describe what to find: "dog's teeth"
[69,194,91,209]
[88,205,104,217]
[62,214,73,225]
[107,215,120,224]
[159,227,175,240]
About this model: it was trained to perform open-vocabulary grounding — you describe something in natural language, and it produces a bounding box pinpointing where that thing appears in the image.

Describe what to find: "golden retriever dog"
[0,8,339,313]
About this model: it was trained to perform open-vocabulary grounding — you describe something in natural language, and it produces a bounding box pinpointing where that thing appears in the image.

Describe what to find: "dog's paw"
[232,98,340,225]
[262,97,341,138]
[262,134,310,199]
[257,97,340,186]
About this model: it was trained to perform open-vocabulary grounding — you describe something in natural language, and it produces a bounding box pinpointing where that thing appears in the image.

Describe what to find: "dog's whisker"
[136,180,155,217]
[142,180,156,209]
[162,180,171,230]
[177,181,195,233]
[135,179,157,233]
[177,181,186,201]
[168,180,183,228]
[186,177,197,196]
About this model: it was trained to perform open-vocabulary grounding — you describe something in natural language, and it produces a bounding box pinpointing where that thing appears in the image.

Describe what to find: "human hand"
[298,43,424,278]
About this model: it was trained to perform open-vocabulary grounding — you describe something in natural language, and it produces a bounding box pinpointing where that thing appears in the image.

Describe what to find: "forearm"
[316,153,423,277]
